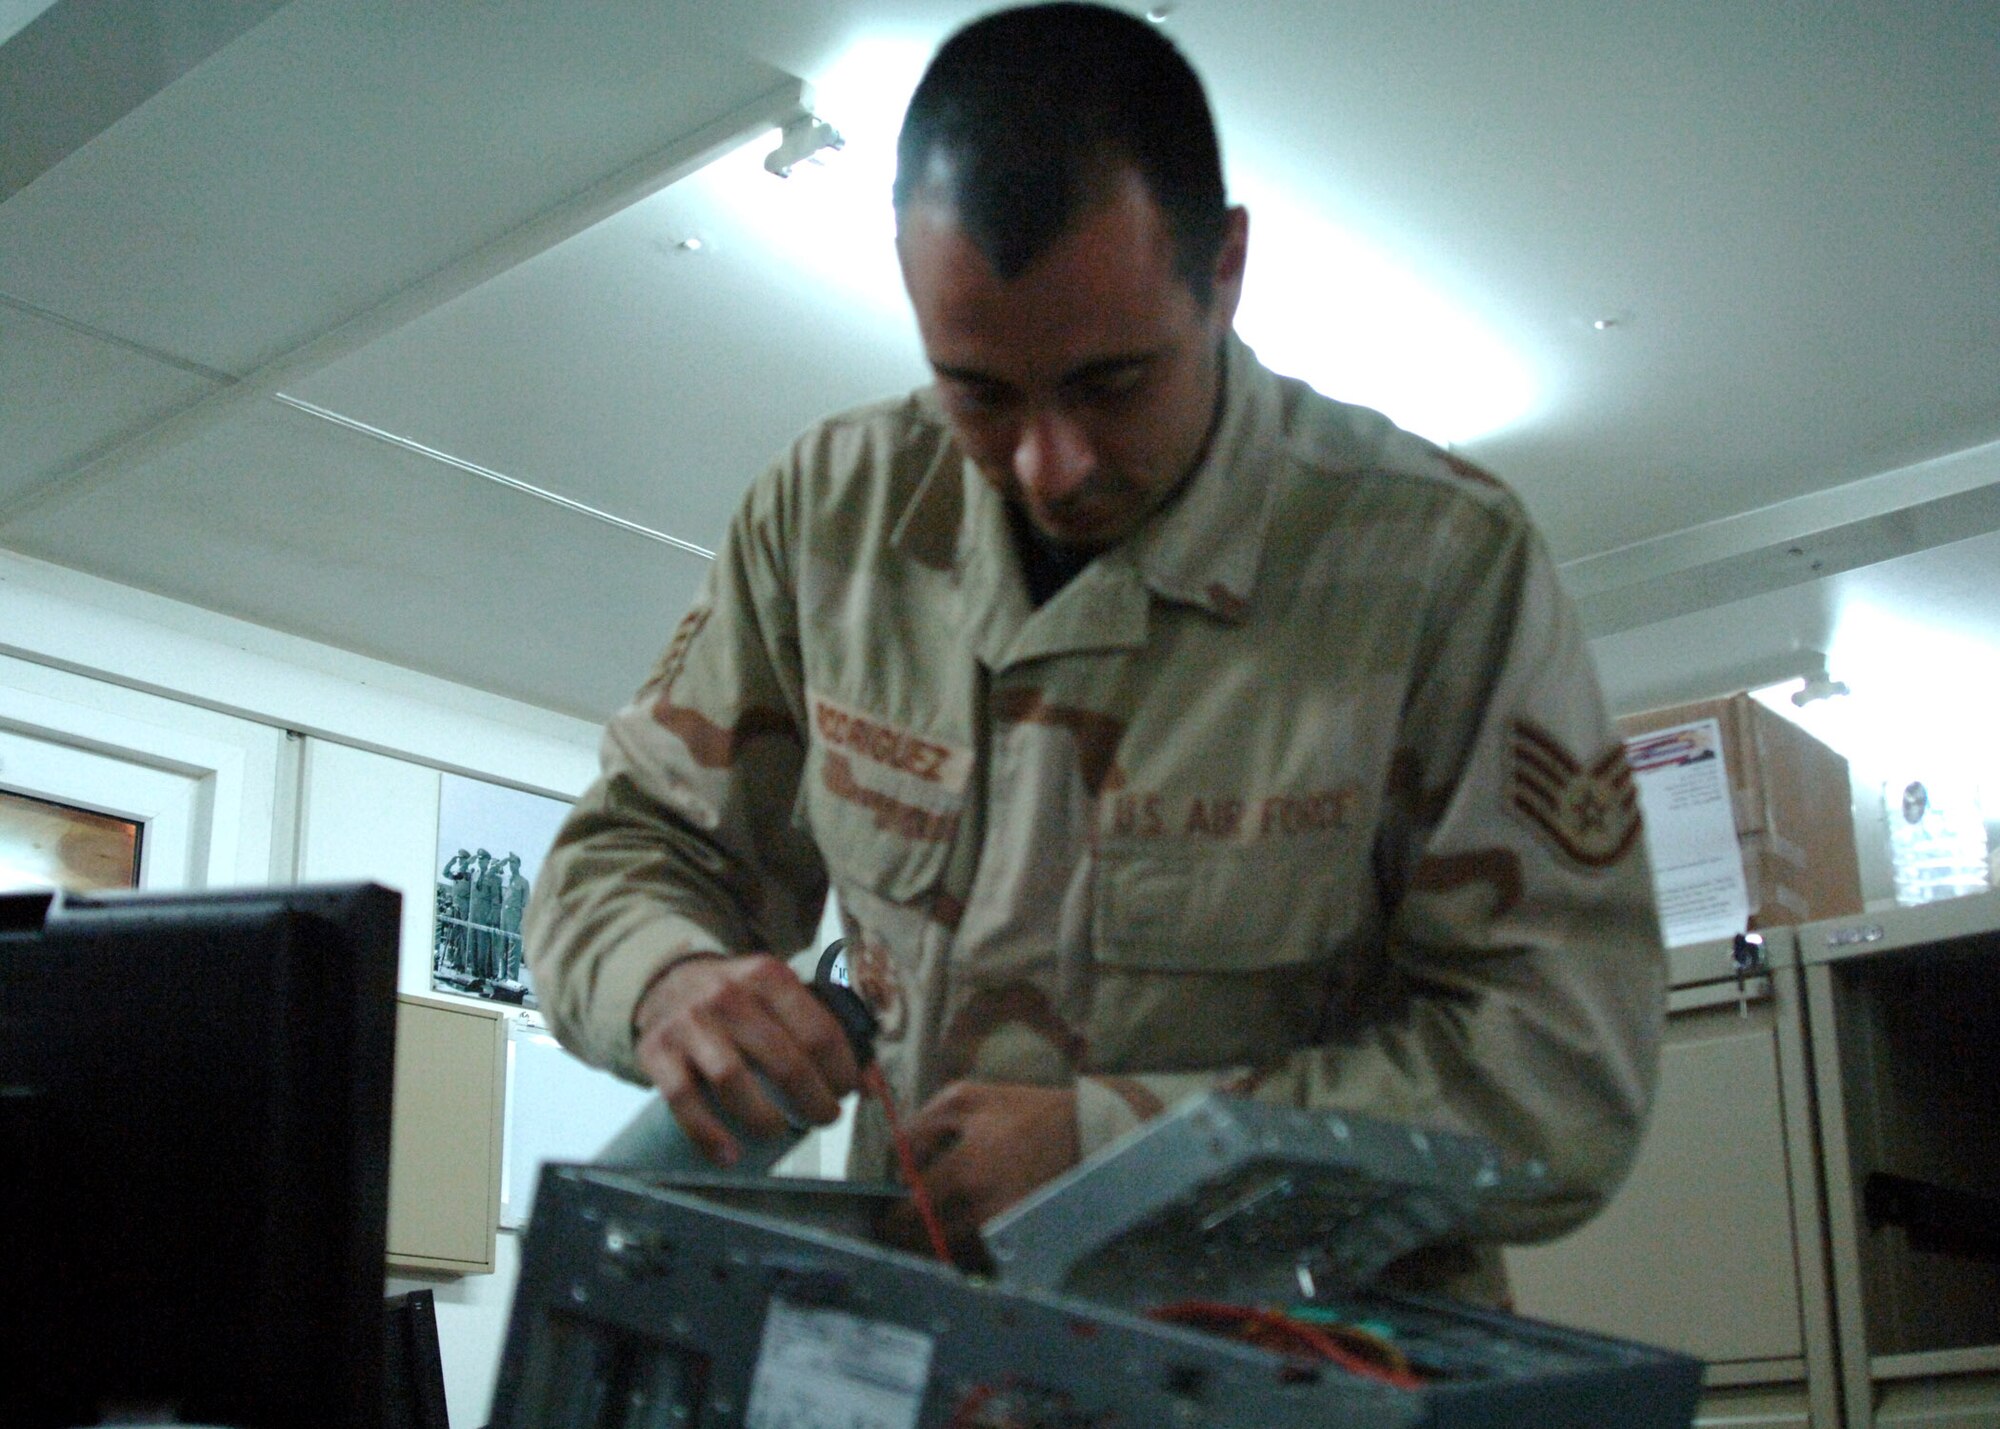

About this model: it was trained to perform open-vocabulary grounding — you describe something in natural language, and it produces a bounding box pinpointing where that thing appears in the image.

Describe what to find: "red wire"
[856,1082,1419,1392]
[862,1063,955,1264]
[1147,1300,1425,1390]
[946,1382,1002,1428]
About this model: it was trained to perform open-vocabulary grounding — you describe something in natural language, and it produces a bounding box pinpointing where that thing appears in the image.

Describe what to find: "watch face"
[815,939,851,987]
[1902,781,1929,825]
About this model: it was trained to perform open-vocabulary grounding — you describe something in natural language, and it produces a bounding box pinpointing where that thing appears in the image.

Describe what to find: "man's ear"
[1209,205,1250,327]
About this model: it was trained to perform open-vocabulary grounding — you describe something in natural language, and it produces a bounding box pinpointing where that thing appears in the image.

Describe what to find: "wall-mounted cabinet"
[388,992,507,1275]
[1507,933,1839,1428]
[1801,892,2000,1429]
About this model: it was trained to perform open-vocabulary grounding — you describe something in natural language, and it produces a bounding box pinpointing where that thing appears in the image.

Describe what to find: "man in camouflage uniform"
[525,2,1662,1295]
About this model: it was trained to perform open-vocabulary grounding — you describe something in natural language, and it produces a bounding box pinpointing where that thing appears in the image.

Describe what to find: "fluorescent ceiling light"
[671,36,929,323]
[1755,601,2000,812]
[688,126,910,321]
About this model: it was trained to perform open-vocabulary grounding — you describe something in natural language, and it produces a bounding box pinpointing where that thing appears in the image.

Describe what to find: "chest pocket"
[1093,838,1368,974]
[797,702,968,905]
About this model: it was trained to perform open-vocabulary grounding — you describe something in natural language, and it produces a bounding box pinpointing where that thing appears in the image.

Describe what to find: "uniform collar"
[1118,331,1280,624]
[891,333,1280,668]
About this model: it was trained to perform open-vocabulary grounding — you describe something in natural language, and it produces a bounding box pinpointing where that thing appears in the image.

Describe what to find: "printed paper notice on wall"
[1625,718,1751,947]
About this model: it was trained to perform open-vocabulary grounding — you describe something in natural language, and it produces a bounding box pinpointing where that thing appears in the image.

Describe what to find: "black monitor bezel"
[0,882,401,1429]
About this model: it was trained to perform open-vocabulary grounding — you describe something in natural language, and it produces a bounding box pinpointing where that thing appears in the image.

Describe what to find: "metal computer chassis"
[986,1093,1554,1305]
[491,1165,1699,1429]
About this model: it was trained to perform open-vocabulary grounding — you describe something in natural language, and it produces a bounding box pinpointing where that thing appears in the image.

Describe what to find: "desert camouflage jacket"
[525,335,1665,1268]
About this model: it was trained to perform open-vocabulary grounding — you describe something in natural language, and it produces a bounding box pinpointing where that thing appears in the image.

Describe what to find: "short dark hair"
[894,3,1229,302]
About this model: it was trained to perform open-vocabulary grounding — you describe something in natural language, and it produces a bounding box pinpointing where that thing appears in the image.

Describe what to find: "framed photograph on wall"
[0,789,141,894]
[432,773,571,1011]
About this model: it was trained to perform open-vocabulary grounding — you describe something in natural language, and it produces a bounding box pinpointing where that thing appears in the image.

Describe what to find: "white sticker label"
[1626,717,1753,947]
[745,1299,934,1429]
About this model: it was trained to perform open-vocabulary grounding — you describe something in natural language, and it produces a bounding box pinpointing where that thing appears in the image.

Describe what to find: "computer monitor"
[0,882,401,1429]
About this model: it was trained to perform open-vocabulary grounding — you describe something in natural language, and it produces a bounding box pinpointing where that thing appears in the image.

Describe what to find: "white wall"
[296,739,448,999]
[0,649,292,888]
[0,547,604,1429]
[0,548,599,793]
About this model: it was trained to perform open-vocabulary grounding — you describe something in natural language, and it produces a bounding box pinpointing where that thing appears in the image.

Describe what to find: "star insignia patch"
[1508,721,1641,868]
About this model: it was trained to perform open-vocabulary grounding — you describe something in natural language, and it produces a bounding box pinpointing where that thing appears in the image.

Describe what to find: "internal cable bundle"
[1146,1300,1426,1389]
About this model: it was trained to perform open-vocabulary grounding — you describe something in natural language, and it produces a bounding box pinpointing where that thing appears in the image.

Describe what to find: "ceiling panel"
[0,399,708,718]
[291,141,930,555]
[1590,529,2000,719]
[0,299,224,508]
[0,0,799,375]
[0,0,287,203]
[1174,1,2000,558]
[1,0,1996,728]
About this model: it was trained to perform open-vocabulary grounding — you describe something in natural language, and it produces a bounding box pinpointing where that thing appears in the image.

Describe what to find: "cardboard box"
[1620,692,1863,933]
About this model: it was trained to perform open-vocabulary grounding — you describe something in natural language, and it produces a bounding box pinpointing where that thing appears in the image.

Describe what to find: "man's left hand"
[900,1080,1079,1236]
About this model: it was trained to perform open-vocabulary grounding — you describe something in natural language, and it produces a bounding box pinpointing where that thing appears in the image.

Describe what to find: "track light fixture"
[765,115,845,178]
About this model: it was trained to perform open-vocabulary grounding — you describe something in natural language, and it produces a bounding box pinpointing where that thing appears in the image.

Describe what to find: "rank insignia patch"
[1508,721,1641,868]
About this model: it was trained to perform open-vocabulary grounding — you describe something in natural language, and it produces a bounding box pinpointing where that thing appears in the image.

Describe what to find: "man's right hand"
[631,953,861,1168]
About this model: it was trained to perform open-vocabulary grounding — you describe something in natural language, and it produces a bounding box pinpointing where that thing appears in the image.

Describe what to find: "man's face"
[897,170,1247,552]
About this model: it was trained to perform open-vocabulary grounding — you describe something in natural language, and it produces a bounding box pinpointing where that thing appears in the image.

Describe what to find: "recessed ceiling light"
[1146,5,1174,22]
[676,236,705,253]
[1591,312,1633,331]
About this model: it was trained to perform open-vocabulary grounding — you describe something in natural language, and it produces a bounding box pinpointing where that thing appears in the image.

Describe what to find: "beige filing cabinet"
[1801,893,2000,1429]
[387,992,507,1274]
[1507,931,1840,1428]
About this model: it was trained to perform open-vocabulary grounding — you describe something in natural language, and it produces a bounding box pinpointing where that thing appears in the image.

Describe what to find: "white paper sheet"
[1626,717,1752,947]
